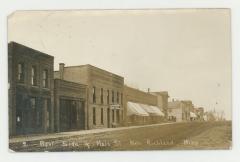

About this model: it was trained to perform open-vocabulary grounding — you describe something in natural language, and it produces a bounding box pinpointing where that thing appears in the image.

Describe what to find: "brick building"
[8,42,54,135]
[150,91,169,120]
[123,86,165,126]
[54,79,87,132]
[54,64,124,129]
[8,42,173,136]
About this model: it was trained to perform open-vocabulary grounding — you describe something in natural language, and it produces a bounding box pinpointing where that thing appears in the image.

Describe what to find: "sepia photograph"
[8,9,232,152]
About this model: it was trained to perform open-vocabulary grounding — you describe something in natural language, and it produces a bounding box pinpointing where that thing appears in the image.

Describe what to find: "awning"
[127,102,149,116]
[127,102,165,117]
[141,104,165,116]
[190,112,197,118]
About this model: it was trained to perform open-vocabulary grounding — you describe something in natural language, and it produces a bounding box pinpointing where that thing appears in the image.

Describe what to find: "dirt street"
[9,121,231,152]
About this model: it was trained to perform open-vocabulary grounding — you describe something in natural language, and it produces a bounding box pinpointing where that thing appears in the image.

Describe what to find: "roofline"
[8,41,54,58]
[57,64,124,79]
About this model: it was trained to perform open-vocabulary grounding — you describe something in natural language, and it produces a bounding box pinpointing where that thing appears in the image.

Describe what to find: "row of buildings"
[9,42,206,136]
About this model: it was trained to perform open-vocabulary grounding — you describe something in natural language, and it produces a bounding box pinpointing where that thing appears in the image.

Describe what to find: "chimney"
[59,63,65,80]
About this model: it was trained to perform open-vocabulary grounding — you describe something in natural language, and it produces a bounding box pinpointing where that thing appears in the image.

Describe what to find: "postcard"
[8,9,232,152]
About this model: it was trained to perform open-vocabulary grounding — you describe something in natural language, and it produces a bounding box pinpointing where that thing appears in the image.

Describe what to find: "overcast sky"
[8,9,231,119]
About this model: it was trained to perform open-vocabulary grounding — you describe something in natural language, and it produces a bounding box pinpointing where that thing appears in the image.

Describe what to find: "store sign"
[110,104,120,109]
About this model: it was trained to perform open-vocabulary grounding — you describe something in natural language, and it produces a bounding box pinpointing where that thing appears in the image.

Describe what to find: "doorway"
[60,99,78,131]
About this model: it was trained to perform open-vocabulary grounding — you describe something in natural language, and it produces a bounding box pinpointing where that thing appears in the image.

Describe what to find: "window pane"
[42,70,48,88]
[101,108,104,124]
[18,63,24,82]
[30,98,36,109]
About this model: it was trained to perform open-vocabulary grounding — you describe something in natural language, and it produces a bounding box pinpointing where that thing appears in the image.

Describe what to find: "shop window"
[112,109,115,122]
[93,107,96,125]
[101,108,104,124]
[116,109,120,123]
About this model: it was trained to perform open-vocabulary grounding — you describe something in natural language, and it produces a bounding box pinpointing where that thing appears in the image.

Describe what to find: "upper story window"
[92,86,96,103]
[117,92,119,104]
[100,88,103,104]
[31,66,37,86]
[42,70,48,88]
[17,63,24,83]
[112,90,114,103]
[107,90,109,104]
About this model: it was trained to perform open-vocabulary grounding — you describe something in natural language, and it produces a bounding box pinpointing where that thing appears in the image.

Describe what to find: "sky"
[8,9,232,119]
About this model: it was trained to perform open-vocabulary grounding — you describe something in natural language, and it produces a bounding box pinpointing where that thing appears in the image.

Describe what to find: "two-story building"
[54,64,124,129]
[168,100,191,122]
[8,42,54,136]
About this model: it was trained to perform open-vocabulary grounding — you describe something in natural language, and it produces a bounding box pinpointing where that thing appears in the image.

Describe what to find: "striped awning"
[141,104,164,116]
[127,102,149,116]
[127,102,165,117]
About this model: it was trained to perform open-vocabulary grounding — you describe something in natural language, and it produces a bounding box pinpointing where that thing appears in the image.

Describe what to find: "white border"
[0,1,240,162]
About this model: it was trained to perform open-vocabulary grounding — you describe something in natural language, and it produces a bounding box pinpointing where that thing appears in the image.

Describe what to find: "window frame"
[112,90,114,103]
[17,63,24,83]
[93,107,96,125]
[42,69,48,88]
[31,65,37,86]
[100,88,103,104]
[92,86,96,103]
[101,108,104,124]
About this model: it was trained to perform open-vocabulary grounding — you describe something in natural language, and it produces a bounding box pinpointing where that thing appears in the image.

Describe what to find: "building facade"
[9,42,205,136]
[9,42,54,136]
[54,79,87,132]
[54,64,124,129]
[168,100,191,122]
[151,91,169,120]
[195,107,204,121]
[124,86,165,126]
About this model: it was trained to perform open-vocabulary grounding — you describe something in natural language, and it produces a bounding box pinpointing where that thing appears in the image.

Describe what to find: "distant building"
[150,91,169,120]
[168,100,191,122]
[54,64,124,129]
[9,42,54,135]
[195,107,204,121]
[204,111,216,121]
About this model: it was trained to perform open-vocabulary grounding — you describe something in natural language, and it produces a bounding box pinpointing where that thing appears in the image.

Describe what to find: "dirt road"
[9,121,231,152]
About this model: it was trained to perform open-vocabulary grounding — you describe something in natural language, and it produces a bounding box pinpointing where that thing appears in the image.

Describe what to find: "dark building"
[8,42,54,136]
[54,79,87,132]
